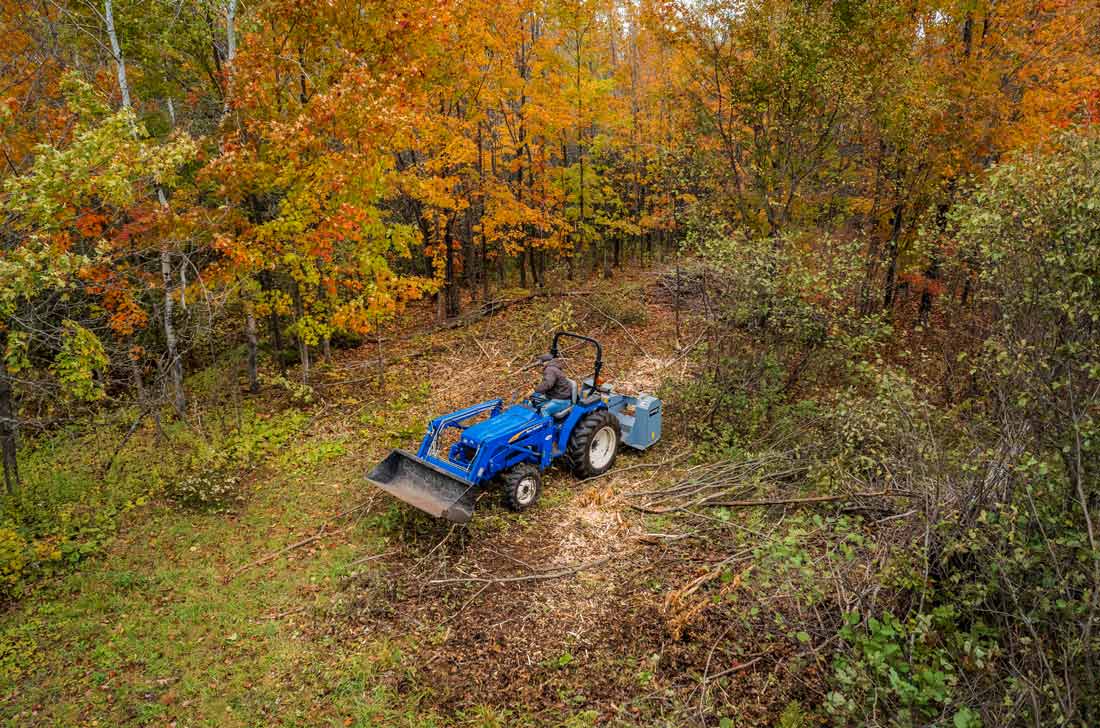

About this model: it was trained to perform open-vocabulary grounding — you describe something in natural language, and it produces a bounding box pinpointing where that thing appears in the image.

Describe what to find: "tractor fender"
[555,401,608,454]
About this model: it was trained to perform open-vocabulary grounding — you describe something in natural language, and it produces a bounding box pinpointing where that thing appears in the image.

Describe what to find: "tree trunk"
[375,327,385,392]
[245,310,259,393]
[107,0,186,415]
[0,351,19,493]
[444,220,460,318]
[527,246,541,288]
[882,201,904,311]
[579,150,586,258]
[674,252,681,348]
[104,0,131,109]
[477,121,489,303]
[258,272,284,373]
[292,281,310,383]
[222,0,238,116]
[461,214,474,293]
[919,188,954,324]
[161,246,186,416]
[480,234,489,303]
[918,248,940,324]
[129,342,146,403]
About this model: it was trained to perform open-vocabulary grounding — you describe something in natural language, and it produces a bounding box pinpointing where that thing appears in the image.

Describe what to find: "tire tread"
[501,462,541,512]
[565,409,621,478]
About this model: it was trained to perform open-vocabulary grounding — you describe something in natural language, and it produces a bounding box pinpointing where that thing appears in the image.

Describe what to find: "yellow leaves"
[328,271,432,335]
[401,173,468,213]
[255,289,293,318]
[52,320,108,402]
[849,196,876,216]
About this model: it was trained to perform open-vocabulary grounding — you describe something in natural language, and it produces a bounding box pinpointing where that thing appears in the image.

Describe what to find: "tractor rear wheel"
[565,409,621,478]
[501,463,542,512]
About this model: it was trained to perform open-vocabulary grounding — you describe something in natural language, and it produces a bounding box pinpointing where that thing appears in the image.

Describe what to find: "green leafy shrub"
[0,527,29,589]
[258,372,316,404]
[0,619,40,682]
[167,407,308,511]
[52,320,109,401]
[826,609,992,727]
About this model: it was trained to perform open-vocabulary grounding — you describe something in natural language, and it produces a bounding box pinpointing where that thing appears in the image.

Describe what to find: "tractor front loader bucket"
[366,450,478,523]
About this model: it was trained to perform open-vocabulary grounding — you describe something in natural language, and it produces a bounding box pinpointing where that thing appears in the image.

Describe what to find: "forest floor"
[0,268,820,727]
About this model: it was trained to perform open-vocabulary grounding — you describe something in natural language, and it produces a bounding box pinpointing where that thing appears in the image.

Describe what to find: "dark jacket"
[534,359,573,400]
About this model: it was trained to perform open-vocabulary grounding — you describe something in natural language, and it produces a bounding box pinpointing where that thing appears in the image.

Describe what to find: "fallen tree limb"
[631,489,891,515]
[702,490,888,508]
[427,554,614,586]
[346,550,395,569]
[225,498,375,582]
[580,451,692,485]
[704,654,766,681]
[225,529,329,582]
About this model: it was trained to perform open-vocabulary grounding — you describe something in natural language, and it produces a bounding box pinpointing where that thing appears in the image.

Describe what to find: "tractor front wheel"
[501,463,542,512]
[566,410,621,478]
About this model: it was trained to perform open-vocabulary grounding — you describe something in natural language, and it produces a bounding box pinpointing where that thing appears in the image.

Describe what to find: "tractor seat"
[550,379,580,420]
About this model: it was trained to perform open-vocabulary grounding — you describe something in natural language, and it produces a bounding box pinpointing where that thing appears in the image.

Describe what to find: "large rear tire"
[501,463,542,512]
[565,409,621,478]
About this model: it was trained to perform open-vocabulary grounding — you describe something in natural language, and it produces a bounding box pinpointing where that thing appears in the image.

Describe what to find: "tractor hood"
[459,404,542,446]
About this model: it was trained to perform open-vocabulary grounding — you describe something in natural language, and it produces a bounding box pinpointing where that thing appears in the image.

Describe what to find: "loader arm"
[365,398,504,524]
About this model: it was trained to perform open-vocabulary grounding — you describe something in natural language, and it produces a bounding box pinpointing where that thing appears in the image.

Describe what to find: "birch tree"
[103,0,187,417]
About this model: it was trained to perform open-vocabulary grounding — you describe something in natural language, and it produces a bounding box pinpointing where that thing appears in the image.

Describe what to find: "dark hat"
[535,352,554,364]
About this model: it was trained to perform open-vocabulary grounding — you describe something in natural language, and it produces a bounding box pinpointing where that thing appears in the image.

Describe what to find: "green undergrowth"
[0,401,310,600]
[0,316,586,725]
[0,388,461,725]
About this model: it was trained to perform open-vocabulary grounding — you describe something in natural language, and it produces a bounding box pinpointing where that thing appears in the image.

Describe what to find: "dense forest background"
[1,0,1099,725]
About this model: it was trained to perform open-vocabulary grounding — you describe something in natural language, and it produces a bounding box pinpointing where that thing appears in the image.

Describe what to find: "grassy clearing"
[1,435,408,726]
[4,277,849,725]
[1,274,779,726]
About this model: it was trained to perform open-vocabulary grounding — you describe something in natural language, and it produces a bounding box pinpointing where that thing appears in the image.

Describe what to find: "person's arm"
[533,366,557,395]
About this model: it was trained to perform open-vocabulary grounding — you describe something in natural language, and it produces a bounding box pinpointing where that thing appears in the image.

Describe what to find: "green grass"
[0,433,453,727]
[0,371,457,725]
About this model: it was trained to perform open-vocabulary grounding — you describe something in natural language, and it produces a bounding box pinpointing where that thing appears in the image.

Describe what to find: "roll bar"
[549,331,603,393]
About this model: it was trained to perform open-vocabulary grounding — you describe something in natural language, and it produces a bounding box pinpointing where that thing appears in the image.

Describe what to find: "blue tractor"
[366,332,662,522]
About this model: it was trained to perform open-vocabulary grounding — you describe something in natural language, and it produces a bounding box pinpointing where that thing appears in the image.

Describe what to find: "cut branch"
[428,554,613,586]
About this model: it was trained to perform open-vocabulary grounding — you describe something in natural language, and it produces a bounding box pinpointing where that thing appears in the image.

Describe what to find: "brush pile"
[630,444,900,516]
[648,268,709,310]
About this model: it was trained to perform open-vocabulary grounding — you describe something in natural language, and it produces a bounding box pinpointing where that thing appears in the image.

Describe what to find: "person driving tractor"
[532,352,573,416]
